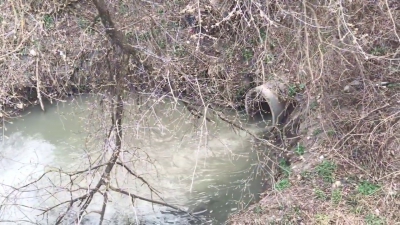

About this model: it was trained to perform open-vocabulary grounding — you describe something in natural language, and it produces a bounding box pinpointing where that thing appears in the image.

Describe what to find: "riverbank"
[225,0,400,222]
[229,81,400,224]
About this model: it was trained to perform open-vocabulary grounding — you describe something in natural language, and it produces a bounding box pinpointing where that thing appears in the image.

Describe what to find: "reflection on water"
[0,94,272,224]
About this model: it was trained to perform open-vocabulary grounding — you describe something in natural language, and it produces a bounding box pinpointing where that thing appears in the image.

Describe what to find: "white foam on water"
[0,132,55,223]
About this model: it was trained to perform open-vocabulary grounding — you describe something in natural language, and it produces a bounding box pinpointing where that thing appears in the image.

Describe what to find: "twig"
[108,185,185,213]
[115,161,162,197]
[98,188,108,225]
[35,58,45,112]
[209,105,285,151]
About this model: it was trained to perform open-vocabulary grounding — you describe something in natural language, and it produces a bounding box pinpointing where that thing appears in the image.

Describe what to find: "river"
[0,94,271,224]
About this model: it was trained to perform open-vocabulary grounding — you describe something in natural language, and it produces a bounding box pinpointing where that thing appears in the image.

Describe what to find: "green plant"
[126,31,133,40]
[310,101,319,110]
[280,214,297,225]
[387,83,400,89]
[173,45,186,57]
[293,206,301,214]
[320,45,327,54]
[365,214,385,225]
[32,40,42,51]
[300,170,312,180]
[250,38,258,45]
[169,21,180,29]
[242,48,253,61]
[279,159,291,177]
[43,15,54,29]
[314,189,327,200]
[173,0,184,5]
[313,129,322,136]
[225,48,234,59]
[78,18,87,29]
[288,84,305,97]
[350,206,364,214]
[346,195,359,207]
[236,87,247,99]
[157,41,166,49]
[119,4,129,15]
[269,41,276,50]
[331,189,342,205]
[253,205,263,214]
[315,214,330,225]
[316,161,336,183]
[77,18,94,34]
[138,32,151,41]
[326,130,336,136]
[275,178,290,191]
[259,29,267,41]
[294,144,305,156]
[371,46,386,56]
[358,181,381,196]
[288,85,298,97]
[264,54,275,64]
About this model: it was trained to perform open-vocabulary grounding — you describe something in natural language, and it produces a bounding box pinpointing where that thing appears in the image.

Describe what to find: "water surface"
[0,95,271,224]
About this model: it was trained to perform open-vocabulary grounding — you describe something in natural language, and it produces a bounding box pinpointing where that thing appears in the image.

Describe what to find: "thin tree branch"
[108,185,184,213]
[98,189,108,225]
[115,161,162,197]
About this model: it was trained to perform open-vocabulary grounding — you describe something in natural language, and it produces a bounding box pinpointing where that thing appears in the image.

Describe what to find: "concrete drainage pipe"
[245,81,287,126]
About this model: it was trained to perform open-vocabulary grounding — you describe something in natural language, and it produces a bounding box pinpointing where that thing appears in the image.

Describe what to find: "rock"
[344,80,362,92]
[60,51,66,61]
[29,49,37,56]
[343,85,352,92]
[332,180,342,188]
[210,0,222,8]
[349,80,361,86]
[16,103,24,109]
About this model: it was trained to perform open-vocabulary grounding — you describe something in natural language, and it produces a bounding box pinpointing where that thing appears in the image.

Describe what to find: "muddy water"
[0,95,271,224]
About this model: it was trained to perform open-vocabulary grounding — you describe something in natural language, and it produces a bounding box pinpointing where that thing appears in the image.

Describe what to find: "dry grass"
[0,0,399,224]
[0,0,106,114]
[222,0,400,224]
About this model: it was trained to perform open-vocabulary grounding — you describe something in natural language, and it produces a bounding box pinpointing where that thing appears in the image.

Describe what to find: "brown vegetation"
[0,0,399,224]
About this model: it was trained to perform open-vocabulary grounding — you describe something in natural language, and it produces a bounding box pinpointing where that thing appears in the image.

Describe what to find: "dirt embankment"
[225,1,400,224]
[1,0,399,224]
